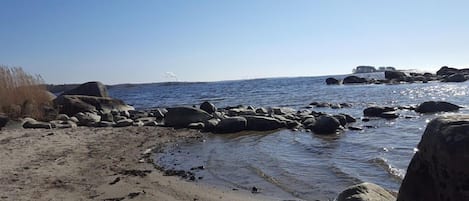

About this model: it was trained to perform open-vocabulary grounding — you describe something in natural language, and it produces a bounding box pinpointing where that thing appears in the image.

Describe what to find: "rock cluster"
[326,66,469,85]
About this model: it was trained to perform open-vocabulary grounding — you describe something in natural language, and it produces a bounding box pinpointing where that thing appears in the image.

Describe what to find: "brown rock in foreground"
[398,115,469,201]
[337,182,395,201]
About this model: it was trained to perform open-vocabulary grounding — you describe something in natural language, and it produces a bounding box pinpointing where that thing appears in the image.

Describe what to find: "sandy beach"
[0,126,274,201]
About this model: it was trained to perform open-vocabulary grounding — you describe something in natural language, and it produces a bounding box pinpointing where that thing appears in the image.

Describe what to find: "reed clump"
[0,66,52,119]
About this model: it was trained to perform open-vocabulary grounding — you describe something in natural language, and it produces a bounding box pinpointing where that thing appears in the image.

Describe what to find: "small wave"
[369,157,405,180]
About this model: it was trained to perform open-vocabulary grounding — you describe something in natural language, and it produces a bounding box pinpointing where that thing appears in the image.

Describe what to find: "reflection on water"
[109,75,469,200]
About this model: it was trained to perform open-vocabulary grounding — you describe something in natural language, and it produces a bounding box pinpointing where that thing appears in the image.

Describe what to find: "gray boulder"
[398,115,469,201]
[61,81,109,97]
[244,116,285,131]
[75,112,101,126]
[23,118,52,129]
[214,117,247,133]
[164,107,212,127]
[443,73,467,82]
[415,101,462,113]
[56,114,70,121]
[312,115,342,134]
[54,95,134,116]
[114,119,134,127]
[200,101,217,114]
[337,182,395,201]
[326,77,340,85]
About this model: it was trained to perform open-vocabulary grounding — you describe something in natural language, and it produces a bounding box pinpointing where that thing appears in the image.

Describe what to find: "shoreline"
[0,127,276,201]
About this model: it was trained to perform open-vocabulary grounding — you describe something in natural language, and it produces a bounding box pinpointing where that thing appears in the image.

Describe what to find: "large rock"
[363,106,396,117]
[442,73,467,82]
[61,81,109,97]
[244,116,285,131]
[312,115,342,134]
[213,117,247,133]
[337,182,395,201]
[200,101,217,114]
[436,66,461,76]
[384,70,407,80]
[415,101,461,113]
[397,115,469,201]
[164,107,212,127]
[343,76,368,84]
[22,118,52,129]
[53,95,134,116]
[326,77,340,85]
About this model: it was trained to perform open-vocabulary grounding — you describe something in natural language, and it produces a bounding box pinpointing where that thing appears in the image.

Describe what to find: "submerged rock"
[398,115,469,201]
[415,101,462,113]
[337,182,395,201]
[343,76,368,84]
[312,115,342,134]
[326,77,340,85]
[363,106,396,118]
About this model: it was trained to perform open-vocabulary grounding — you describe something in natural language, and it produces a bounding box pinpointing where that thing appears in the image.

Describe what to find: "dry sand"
[0,126,275,201]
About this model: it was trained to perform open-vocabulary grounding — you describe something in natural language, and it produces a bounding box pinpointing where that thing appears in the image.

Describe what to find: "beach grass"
[0,66,51,119]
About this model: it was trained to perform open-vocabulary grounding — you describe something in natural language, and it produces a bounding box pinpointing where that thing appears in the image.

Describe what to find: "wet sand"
[0,126,274,201]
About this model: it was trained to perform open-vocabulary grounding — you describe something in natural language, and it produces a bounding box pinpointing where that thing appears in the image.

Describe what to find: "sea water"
[109,74,469,200]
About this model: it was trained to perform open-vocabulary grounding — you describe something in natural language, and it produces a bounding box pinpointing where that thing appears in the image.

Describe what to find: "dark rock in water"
[312,115,342,134]
[415,101,462,113]
[340,114,356,123]
[244,115,285,131]
[330,103,342,109]
[326,77,340,85]
[348,126,363,131]
[436,66,462,76]
[397,115,469,201]
[164,107,212,128]
[343,76,368,84]
[442,73,467,82]
[214,117,247,133]
[0,115,9,129]
[333,114,347,127]
[363,106,396,117]
[337,182,395,201]
[61,81,109,97]
[23,118,52,129]
[315,102,330,108]
[340,103,352,108]
[385,70,407,80]
[53,95,134,116]
[302,117,316,129]
[200,101,217,114]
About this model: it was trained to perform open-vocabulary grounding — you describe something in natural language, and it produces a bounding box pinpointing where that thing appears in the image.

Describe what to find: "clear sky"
[1,0,469,84]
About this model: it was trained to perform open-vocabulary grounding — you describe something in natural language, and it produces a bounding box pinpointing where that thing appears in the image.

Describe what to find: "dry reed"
[0,66,51,119]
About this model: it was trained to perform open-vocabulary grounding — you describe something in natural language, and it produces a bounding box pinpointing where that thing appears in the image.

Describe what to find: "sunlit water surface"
[110,74,469,200]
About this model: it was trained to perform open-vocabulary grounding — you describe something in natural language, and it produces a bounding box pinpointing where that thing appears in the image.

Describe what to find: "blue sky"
[1,0,468,84]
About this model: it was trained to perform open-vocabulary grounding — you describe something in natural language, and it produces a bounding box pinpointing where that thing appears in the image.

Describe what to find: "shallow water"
[109,74,469,200]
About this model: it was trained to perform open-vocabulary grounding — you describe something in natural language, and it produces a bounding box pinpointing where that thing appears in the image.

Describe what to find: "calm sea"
[109,73,469,200]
